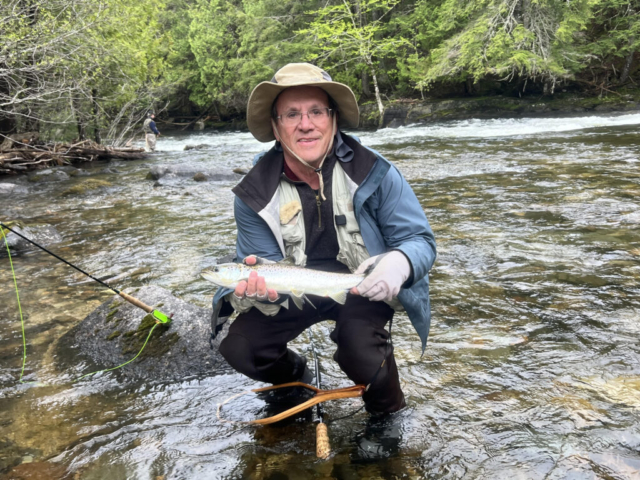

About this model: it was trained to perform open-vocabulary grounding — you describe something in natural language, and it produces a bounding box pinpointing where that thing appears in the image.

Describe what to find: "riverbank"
[362,91,640,128]
[186,90,640,131]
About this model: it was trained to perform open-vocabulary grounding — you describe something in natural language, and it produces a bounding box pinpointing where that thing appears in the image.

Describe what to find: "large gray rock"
[147,165,243,182]
[55,285,231,382]
[27,169,70,183]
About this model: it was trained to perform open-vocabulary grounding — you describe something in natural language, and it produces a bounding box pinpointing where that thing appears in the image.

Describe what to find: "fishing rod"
[310,330,331,459]
[0,222,171,325]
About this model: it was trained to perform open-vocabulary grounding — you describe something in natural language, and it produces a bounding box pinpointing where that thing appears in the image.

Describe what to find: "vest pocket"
[280,210,306,265]
[334,195,369,271]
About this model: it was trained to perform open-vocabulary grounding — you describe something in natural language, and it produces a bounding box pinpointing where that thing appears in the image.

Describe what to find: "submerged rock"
[184,144,210,151]
[61,179,111,195]
[147,165,243,182]
[0,183,28,195]
[27,169,70,183]
[0,224,62,256]
[55,285,230,382]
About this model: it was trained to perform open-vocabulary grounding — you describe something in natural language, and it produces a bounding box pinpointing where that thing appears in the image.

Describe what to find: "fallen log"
[0,140,148,175]
[66,147,147,160]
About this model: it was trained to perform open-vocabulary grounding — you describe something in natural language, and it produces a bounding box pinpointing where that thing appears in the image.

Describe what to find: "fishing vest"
[143,118,155,134]
[278,161,369,272]
[228,158,402,316]
[278,162,403,311]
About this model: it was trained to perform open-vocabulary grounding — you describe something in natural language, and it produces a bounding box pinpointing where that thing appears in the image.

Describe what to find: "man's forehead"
[275,87,329,109]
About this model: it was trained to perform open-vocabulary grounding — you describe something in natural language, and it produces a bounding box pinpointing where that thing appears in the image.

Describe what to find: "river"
[1,113,640,479]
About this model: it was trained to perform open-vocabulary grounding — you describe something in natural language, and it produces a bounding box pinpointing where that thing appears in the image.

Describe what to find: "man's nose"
[297,112,315,129]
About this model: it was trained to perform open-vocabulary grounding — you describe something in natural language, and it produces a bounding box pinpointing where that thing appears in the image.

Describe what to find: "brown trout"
[201,257,364,309]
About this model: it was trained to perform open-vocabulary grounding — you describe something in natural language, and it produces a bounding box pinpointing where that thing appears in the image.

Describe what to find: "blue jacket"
[211,133,436,351]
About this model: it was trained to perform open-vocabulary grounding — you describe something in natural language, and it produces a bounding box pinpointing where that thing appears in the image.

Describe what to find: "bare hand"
[234,255,279,302]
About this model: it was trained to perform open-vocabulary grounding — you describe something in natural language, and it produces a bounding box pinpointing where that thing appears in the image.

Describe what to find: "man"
[211,63,436,415]
[143,113,160,152]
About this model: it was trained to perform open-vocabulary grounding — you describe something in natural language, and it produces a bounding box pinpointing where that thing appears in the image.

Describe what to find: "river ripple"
[1,113,639,479]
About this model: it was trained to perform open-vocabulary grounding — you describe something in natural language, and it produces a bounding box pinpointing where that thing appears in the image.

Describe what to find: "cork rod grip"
[118,291,154,313]
[316,422,330,459]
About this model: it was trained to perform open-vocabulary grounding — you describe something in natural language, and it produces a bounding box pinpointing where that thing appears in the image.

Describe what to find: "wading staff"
[0,222,171,325]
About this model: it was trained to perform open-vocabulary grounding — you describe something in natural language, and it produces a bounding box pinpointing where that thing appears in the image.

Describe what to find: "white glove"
[354,251,412,302]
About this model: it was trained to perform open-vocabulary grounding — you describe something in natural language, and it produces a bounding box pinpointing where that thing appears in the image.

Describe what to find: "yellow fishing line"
[1,223,162,385]
[1,225,28,383]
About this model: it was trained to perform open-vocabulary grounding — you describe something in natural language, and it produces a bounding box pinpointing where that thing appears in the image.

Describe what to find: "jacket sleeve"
[149,120,160,135]
[373,166,436,286]
[235,196,283,261]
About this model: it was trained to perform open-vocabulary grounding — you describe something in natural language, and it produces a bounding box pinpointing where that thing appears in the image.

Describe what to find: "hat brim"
[247,81,360,142]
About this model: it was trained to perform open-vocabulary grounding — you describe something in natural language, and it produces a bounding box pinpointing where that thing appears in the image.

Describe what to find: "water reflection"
[1,115,639,478]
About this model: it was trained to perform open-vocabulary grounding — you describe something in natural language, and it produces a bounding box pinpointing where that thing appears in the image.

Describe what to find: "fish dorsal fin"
[328,290,348,305]
[278,256,296,265]
[248,256,276,265]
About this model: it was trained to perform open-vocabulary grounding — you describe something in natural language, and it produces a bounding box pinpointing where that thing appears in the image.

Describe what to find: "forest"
[1,0,638,143]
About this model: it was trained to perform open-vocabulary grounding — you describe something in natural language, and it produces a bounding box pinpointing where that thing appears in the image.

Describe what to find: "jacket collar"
[234,131,376,214]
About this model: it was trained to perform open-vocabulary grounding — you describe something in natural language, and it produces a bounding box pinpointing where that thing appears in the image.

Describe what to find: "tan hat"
[246,63,359,142]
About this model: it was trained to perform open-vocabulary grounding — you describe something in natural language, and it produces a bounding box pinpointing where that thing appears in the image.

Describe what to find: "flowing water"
[1,112,640,479]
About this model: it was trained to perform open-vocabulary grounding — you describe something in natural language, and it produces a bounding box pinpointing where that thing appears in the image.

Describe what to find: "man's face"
[272,86,333,167]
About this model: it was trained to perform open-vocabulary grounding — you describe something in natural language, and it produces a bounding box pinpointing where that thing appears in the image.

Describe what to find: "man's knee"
[331,320,388,372]
[219,332,258,378]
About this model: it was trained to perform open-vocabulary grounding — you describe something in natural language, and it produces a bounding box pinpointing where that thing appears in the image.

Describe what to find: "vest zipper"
[315,190,322,229]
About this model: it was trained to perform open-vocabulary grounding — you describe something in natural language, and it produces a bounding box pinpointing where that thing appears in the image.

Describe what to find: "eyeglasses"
[276,108,332,126]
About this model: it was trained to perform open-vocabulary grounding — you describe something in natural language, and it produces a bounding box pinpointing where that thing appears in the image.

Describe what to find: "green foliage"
[187,0,315,110]
[2,0,637,137]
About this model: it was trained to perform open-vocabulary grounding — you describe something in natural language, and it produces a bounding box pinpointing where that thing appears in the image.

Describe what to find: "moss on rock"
[62,179,111,195]
[107,331,121,340]
[121,313,179,358]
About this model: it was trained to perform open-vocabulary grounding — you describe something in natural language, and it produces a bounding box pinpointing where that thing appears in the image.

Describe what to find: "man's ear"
[271,119,281,142]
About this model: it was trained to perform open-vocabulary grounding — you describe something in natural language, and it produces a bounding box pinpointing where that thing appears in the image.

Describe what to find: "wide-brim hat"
[247,63,360,142]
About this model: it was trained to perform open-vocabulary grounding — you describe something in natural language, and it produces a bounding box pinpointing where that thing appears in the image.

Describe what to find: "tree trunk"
[362,70,371,97]
[73,97,86,141]
[620,45,635,84]
[92,89,101,144]
[465,76,474,96]
[370,67,384,128]
[0,69,16,135]
[21,1,41,134]
[517,0,530,29]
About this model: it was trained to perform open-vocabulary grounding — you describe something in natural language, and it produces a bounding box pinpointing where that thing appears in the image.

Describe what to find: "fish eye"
[213,266,219,272]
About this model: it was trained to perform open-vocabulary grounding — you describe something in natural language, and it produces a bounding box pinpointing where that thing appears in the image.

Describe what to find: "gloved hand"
[351,251,412,302]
